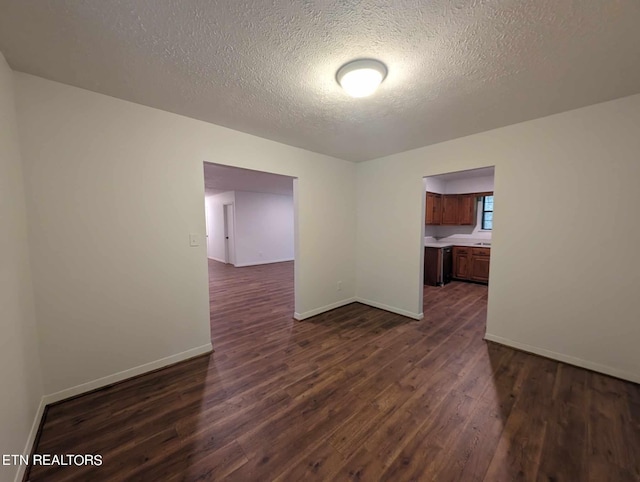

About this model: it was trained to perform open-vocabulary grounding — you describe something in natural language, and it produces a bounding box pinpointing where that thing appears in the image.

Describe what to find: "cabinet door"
[470,255,490,283]
[425,193,434,224]
[453,247,469,279]
[457,194,476,225]
[424,247,441,286]
[442,195,459,225]
[433,194,442,225]
[425,193,442,225]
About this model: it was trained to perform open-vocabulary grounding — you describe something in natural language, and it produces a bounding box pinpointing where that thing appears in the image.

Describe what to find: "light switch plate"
[189,234,199,247]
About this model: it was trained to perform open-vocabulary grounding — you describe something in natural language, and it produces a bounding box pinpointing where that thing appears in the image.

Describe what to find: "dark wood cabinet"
[470,247,491,283]
[453,247,470,279]
[425,192,442,225]
[433,194,442,225]
[424,247,441,286]
[441,195,459,225]
[424,246,453,286]
[442,194,476,225]
[457,194,476,225]
[453,246,490,284]
[425,192,484,227]
[425,193,433,224]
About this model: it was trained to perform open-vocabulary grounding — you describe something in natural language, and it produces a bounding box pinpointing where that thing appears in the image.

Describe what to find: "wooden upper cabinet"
[425,192,442,225]
[441,195,459,225]
[457,194,476,225]
[433,194,442,224]
[425,193,432,224]
[426,191,485,226]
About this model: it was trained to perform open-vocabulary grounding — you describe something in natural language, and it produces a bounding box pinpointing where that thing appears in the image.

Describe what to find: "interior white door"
[223,203,235,265]
[204,199,213,258]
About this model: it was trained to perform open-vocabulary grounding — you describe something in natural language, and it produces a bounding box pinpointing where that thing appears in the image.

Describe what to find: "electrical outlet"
[337,281,343,291]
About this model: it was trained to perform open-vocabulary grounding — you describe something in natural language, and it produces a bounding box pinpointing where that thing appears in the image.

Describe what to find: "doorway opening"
[420,166,495,333]
[202,162,297,345]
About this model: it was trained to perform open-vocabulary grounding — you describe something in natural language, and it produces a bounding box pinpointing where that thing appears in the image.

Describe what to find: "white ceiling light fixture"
[336,59,387,98]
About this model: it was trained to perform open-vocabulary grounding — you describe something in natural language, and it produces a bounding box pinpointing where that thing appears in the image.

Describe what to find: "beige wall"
[356,93,640,382]
[15,73,357,396]
[0,55,43,482]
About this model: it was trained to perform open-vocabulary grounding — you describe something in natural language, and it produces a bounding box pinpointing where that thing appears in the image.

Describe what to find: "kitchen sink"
[474,242,491,246]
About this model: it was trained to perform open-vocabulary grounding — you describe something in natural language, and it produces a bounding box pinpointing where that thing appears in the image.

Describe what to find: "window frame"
[481,195,493,230]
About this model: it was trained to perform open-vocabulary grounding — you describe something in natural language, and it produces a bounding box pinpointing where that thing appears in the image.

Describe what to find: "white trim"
[356,297,424,320]
[14,397,47,482]
[42,343,213,405]
[294,297,357,320]
[295,297,424,321]
[484,333,640,384]
[14,343,213,481]
[234,258,294,268]
[208,256,226,263]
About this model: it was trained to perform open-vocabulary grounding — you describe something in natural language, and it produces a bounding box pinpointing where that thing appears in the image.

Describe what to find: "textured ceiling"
[204,163,294,196]
[1,1,639,162]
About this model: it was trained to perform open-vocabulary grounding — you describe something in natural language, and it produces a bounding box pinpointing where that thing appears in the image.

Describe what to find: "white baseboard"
[484,333,640,384]
[42,343,213,405]
[234,258,294,268]
[294,297,424,321]
[356,297,424,320]
[294,297,357,320]
[14,397,47,482]
[208,256,226,263]
[15,343,212,482]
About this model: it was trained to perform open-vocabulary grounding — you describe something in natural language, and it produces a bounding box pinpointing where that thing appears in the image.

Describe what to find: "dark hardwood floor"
[28,260,640,481]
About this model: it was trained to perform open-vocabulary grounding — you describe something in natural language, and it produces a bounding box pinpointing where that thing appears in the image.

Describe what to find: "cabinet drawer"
[453,247,469,255]
[471,247,490,257]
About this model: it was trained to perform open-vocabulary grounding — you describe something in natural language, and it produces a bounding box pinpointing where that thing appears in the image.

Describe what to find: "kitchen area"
[423,167,494,287]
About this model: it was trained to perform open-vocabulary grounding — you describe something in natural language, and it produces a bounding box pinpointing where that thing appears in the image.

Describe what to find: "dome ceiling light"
[336,59,387,98]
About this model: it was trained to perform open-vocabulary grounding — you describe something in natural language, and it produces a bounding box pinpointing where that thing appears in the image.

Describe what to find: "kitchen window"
[482,195,493,230]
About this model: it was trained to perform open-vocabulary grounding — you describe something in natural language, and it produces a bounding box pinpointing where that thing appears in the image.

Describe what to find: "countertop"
[424,239,491,249]
[424,242,454,248]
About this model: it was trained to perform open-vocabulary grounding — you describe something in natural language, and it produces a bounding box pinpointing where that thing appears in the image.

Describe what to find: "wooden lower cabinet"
[453,246,490,283]
[470,248,490,282]
[453,247,470,279]
[424,247,442,286]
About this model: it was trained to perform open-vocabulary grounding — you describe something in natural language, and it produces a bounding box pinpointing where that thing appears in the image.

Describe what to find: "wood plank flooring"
[27,260,640,481]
